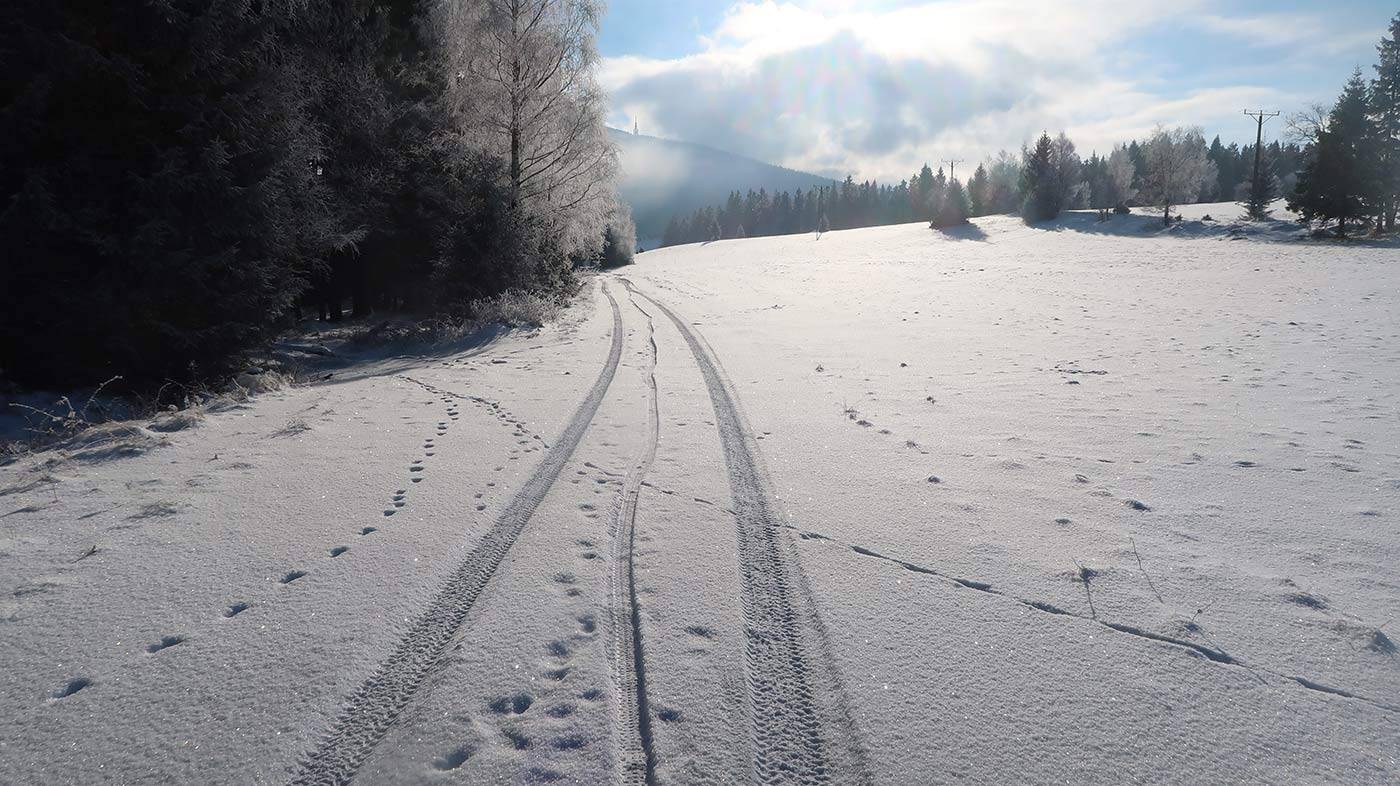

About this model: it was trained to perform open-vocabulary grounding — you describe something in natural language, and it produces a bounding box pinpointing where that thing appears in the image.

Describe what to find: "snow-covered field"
[2,203,1397,784]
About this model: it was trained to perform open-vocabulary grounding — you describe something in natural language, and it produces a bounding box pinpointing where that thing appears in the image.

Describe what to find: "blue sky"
[597,1,1397,181]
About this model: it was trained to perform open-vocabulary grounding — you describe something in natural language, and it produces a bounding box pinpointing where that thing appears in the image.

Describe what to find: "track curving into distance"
[292,283,625,785]
[622,279,848,786]
[607,291,662,785]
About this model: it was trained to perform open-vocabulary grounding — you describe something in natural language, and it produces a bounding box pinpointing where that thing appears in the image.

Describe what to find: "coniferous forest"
[659,133,1307,245]
[661,14,1399,246]
[0,0,629,392]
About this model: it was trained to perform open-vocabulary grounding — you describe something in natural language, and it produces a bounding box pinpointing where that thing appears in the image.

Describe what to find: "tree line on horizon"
[661,14,1399,246]
[1,0,633,392]
[660,133,1302,246]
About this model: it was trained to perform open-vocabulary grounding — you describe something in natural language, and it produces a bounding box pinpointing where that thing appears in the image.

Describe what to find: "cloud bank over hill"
[609,128,833,247]
[601,0,1388,182]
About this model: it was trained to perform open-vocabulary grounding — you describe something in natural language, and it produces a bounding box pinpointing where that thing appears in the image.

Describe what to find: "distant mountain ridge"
[608,127,834,247]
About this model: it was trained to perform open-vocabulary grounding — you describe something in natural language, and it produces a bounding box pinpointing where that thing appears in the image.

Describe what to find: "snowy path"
[2,208,1398,784]
[625,280,868,785]
[349,279,868,784]
[294,286,626,783]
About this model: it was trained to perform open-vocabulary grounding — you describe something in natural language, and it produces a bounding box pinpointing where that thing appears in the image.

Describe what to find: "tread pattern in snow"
[623,280,840,786]
[607,291,661,785]
[291,283,625,786]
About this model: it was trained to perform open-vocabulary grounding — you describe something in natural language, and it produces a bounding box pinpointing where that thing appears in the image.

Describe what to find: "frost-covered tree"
[985,150,1023,214]
[1107,144,1138,212]
[1051,132,1087,210]
[599,207,636,267]
[1140,126,1213,226]
[451,0,617,268]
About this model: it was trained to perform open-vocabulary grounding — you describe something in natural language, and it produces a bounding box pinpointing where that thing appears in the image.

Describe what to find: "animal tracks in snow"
[24,343,546,716]
[794,523,1400,716]
[293,285,625,784]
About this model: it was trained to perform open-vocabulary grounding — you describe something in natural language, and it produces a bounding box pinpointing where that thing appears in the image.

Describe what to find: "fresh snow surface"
[2,202,1397,784]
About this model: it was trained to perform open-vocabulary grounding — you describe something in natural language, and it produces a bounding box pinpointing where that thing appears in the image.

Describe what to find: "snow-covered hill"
[609,127,835,248]
[2,205,1397,783]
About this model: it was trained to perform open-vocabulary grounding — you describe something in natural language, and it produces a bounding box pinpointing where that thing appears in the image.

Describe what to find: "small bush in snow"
[470,290,562,328]
[233,370,290,396]
[147,407,205,433]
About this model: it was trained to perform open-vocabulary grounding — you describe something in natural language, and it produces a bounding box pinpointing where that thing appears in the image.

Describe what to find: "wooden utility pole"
[1243,109,1279,199]
[942,159,964,181]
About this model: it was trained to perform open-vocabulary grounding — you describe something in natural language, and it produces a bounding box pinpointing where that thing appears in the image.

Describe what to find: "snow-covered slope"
[2,204,1397,783]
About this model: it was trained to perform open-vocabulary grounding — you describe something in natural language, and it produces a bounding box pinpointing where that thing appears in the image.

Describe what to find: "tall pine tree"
[1020,133,1059,223]
[968,165,989,217]
[1371,13,1400,230]
[932,179,970,228]
[1291,70,1376,236]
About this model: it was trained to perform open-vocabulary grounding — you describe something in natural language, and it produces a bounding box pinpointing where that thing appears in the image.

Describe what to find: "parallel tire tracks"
[608,291,662,785]
[622,280,846,786]
[291,283,625,785]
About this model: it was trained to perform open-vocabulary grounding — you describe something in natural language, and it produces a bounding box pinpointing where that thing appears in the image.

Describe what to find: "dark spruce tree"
[1290,70,1376,236]
[968,165,989,217]
[1020,132,1060,223]
[0,0,328,389]
[931,179,970,228]
[291,0,394,320]
[1372,13,1400,231]
[1240,143,1280,220]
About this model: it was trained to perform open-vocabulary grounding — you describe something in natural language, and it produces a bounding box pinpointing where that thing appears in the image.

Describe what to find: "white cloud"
[602,0,1373,182]
[1193,12,1379,55]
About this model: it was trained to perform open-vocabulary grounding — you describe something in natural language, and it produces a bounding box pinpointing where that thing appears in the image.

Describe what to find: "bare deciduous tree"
[1285,103,1330,146]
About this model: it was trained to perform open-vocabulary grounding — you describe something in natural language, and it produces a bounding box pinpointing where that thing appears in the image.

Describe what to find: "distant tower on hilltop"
[633,118,639,136]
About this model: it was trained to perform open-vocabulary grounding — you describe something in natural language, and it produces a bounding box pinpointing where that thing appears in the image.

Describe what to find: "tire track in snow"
[292,283,625,785]
[622,279,853,786]
[608,291,661,785]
